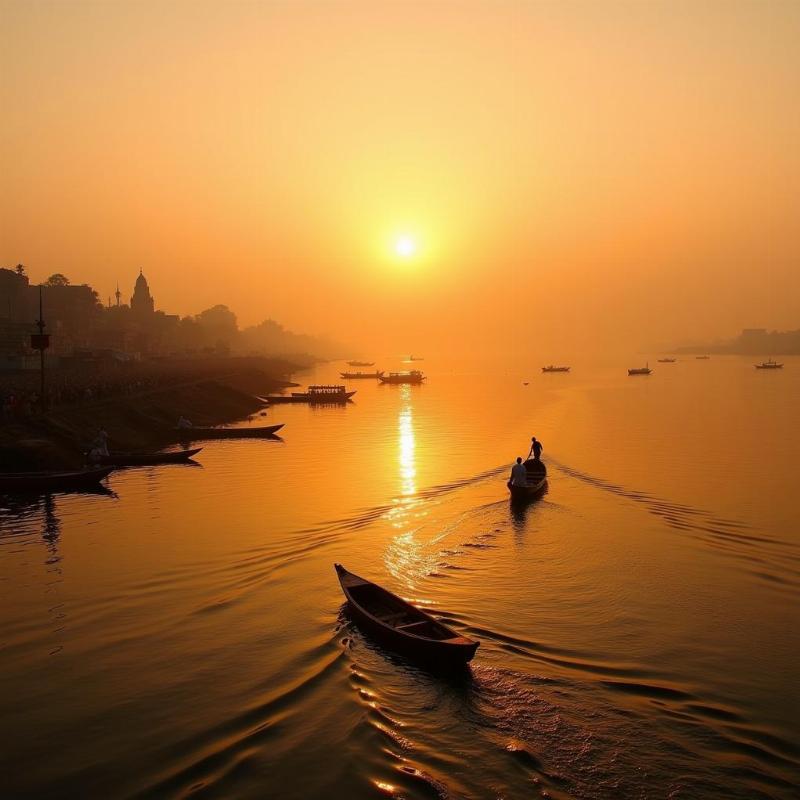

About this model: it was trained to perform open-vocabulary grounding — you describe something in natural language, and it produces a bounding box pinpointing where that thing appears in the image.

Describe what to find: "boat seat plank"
[396,621,434,632]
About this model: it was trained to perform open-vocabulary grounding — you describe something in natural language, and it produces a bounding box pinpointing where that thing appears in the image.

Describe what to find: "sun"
[394,235,416,258]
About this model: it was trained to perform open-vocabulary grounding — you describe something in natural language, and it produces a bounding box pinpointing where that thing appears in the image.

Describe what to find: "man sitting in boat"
[509,457,528,489]
[177,415,193,429]
[528,436,543,461]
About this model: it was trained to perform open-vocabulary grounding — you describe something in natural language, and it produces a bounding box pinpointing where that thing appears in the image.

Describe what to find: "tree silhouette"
[45,273,70,287]
[15,263,26,277]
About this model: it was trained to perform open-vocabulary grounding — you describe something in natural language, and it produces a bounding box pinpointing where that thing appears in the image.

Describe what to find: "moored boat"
[755,360,783,369]
[91,448,202,466]
[334,564,479,665]
[628,363,652,375]
[657,358,676,363]
[263,385,355,404]
[347,360,375,367]
[175,424,284,439]
[0,466,113,493]
[379,370,425,384]
[508,459,547,502]
[542,365,570,373]
[339,371,384,379]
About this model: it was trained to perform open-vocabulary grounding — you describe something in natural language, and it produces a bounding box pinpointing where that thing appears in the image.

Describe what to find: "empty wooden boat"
[0,467,113,493]
[175,424,284,439]
[508,459,547,502]
[541,365,570,373]
[91,448,202,466]
[335,564,479,665]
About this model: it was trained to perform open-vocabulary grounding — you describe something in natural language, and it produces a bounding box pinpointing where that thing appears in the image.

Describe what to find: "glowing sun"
[394,235,416,258]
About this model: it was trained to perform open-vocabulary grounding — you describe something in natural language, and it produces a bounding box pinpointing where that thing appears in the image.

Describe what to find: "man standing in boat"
[528,436,543,461]
[509,457,528,489]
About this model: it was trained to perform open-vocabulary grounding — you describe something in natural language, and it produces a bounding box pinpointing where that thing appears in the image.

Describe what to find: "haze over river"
[2,356,799,799]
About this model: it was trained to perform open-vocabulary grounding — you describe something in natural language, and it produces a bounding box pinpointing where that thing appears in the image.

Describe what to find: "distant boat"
[755,359,783,369]
[409,355,424,361]
[347,360,374,367]
[379,371,425,384]
[696,355,711,360]
[628,363,652,375]
[91,448,202,466]
[508,459,547,502]
[339,370,384,379]
[176,424,284,438]
[0,466,113,493]
[657,358,676,363]
[262,385,355,404]
[542,365,570,373]
[334,564,479,665]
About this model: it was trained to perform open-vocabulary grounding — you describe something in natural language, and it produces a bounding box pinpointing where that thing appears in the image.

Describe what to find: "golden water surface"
[1,355,798,799]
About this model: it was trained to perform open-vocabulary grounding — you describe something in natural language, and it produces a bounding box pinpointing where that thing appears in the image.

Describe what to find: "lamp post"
[30,286,50,412]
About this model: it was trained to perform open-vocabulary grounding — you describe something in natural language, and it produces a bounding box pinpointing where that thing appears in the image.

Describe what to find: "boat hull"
[175,424,284,439]
[335,564,479,666]
[263,391,355,404]
[508,459,547,502]
[93,448,202,466]
[0,467,113,493]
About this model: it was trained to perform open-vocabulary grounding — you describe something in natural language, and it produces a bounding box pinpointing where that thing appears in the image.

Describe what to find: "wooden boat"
[334,564,479,665]
[262,385,355,404]
[175,424,284,439]
[91,448,202,466]
[409,355,424,361]
[628,363,652,375]
[755,360,783,369]
[340,371,384,379]
[508,459,547,502]
[0,466,113,493]
[542,365,570,373]
[696,355,711,359]
[379,370,425,384]
[347,360,375,367]
[657,358,676,363]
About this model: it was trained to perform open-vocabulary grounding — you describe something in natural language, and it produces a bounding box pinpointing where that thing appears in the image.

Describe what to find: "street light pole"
[31,285,50,413]
[37,286,45,410]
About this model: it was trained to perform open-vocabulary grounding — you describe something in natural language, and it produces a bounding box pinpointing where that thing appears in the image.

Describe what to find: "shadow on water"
[509,483,549,534]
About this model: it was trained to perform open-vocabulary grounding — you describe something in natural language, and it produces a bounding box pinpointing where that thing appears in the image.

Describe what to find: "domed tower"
[130,269,155,317]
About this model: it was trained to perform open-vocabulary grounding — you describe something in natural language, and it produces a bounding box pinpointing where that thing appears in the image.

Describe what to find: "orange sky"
[2,0,799,354]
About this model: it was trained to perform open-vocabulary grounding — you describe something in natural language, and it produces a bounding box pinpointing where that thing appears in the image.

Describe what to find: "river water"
[1,356,799,799]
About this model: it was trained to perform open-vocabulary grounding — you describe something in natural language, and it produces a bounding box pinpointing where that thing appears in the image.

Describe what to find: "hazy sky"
[2,0,798,354]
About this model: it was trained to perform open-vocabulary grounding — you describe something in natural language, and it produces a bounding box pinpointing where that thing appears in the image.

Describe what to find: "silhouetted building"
[131,269,155,317]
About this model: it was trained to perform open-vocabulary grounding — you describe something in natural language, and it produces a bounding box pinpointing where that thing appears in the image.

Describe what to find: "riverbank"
[0,357,305,469]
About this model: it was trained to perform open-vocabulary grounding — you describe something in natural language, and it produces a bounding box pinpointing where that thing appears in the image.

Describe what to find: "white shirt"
[511,462,528,486]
